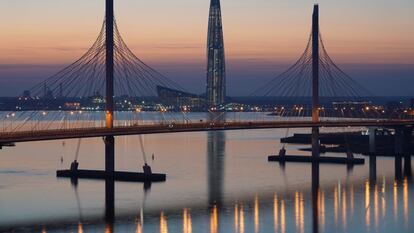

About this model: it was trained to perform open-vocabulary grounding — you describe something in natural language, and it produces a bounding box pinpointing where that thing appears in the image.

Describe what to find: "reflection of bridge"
[1,119,413,144]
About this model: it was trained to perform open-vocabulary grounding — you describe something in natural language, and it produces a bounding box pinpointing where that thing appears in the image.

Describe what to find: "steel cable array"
[250,31,388,119]
[1,18,187,133]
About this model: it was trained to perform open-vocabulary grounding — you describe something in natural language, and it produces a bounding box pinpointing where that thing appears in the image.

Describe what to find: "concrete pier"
[268,155,365,164]
[368,127,376,155]
[395,156,403,181]
[56,169,166,182]
[311,127,320,158]
[105,136,115,174]
[369,155,377,183]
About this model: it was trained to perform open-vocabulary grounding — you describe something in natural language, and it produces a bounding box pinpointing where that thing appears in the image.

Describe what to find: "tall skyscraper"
[206,0,226,109]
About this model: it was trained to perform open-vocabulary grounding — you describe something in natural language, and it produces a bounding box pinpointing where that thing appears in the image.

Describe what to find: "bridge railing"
[1,110,412,135]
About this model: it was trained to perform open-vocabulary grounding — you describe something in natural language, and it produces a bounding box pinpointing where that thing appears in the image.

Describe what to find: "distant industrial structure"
[206,0,226,109]
[157,86,205,111]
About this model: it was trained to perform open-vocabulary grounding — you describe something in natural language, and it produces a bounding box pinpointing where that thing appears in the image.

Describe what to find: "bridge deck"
[0,120,413,144]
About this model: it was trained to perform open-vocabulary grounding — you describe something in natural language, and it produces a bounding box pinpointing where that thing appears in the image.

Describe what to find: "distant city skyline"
[0,0,413,96]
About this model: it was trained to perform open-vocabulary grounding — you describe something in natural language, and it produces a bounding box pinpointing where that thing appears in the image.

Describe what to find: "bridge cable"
[138,135,148,165]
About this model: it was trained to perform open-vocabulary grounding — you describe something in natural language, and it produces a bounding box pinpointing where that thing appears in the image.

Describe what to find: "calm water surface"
[0,113,413,233]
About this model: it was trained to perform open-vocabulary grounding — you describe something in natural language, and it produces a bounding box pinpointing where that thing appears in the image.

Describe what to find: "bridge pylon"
[105,0,115,176]
[56,0,166,183]
[311,4,320,158]
[312,4,319,124]
[105,0,114,130]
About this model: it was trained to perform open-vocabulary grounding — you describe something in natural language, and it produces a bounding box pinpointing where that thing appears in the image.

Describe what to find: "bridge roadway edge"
[0,120,413,144]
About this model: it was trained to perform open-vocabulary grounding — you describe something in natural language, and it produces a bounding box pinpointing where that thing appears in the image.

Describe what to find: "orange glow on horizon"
[1,1,413,66]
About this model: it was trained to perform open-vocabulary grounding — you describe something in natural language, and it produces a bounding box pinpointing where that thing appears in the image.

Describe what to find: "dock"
[268,155,365,165]
[56,169,166,182]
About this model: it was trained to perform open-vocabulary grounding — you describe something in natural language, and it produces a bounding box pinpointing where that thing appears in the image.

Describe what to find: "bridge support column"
[395,155,403,182]
[395,127,404,156]
[368,127,376,155]
[105,0,114,130]
[311,4,319,123]
[311,4,320,160]
[395,127,412,181]
[395,127,412,156]
[105,136,115,174]
[369,155,377,183]
[312,127,320,158]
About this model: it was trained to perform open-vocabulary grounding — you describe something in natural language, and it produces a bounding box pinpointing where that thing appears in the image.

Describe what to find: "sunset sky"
[0,0,413,96]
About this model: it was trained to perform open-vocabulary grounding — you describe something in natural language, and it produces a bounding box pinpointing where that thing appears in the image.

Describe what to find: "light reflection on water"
[0,122,413,232]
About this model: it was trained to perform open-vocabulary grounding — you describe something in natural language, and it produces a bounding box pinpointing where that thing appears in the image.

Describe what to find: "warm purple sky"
[0,0,413,96]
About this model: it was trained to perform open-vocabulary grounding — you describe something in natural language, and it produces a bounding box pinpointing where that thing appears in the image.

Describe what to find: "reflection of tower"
[206,0,226,108]
[207,130,226,206]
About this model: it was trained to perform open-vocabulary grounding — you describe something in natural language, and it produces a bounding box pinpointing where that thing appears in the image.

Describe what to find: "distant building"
[157,86,205,109]
[206,0,226,109]
[91,91,105,104]
[64,102,81,110]
[411,98,414,108]
[332,101,372,110]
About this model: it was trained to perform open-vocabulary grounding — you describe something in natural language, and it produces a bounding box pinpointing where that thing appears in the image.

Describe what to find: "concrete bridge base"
[268,155,365,165]
[57,135,166,183]
[56,169,166,182]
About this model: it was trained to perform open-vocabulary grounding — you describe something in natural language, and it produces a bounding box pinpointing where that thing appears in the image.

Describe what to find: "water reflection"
[311,163,320,233]
[395,155,403,181]
[369,155,377,183]
[78,222,84,233]
[114,172,411,233]
[105,179,115,226]
[210,205,218,233]
[207,113,226,233]
[183,209,192,233]
[254,196,260,233]
[135,221,142,233]
[403,156,412,180]
[2,127,413,233]
[207,114,226,206]
[160,212,168,233]
[240,204,245,233]
[273,196,278,232]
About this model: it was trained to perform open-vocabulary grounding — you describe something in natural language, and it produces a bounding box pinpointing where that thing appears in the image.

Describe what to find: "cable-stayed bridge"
[0,2,413,171]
